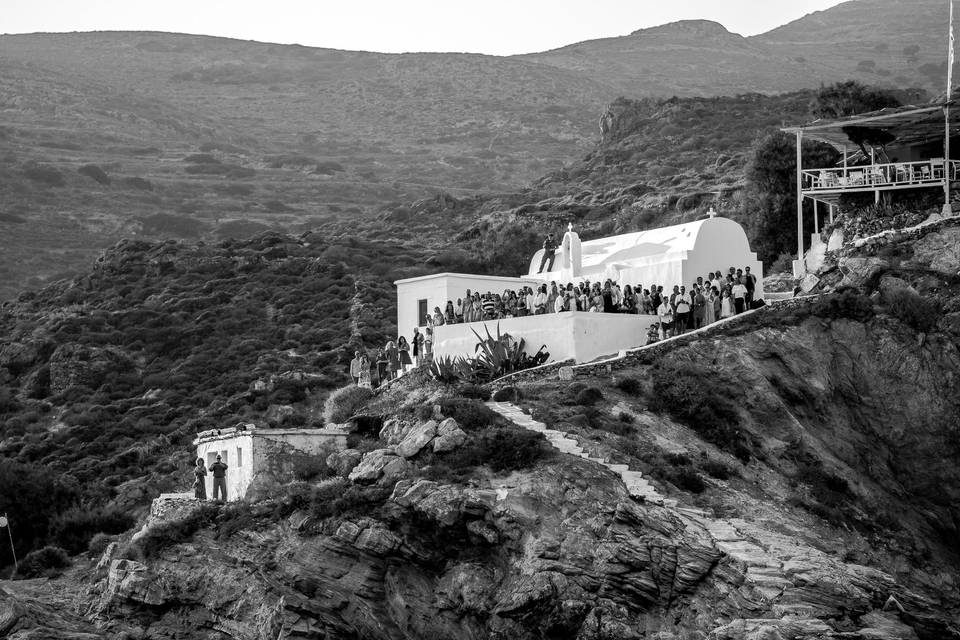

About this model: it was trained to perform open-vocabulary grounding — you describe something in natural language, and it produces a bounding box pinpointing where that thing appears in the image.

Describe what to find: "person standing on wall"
[743,266,757,307]
[210,454,228,502]
[537,233,557,273]
[732,278,748,314]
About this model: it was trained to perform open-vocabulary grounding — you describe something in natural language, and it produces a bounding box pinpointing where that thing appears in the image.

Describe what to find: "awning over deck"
[782,101,959,150]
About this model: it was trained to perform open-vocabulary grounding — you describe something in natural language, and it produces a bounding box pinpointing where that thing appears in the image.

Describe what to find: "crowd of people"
[351,265,761,386]
[424,265,759,332]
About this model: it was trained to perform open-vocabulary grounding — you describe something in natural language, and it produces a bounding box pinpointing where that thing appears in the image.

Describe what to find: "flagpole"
[945,0,954,216]
[3,513,16,578]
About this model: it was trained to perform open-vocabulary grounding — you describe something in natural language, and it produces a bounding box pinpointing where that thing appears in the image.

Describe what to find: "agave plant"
[430,323,531,384]
[471,323,526,380]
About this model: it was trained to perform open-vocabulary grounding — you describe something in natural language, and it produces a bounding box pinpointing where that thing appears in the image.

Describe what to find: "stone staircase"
[486,400,672,506]
[486,400,793,601]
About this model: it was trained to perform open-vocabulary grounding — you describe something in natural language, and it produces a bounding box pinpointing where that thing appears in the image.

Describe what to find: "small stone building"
[193,426,348,501]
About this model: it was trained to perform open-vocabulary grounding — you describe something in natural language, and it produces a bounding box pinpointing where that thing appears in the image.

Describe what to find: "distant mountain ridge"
[0,0,948,299]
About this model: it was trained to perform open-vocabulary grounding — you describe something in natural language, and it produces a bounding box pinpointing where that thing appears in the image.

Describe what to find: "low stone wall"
[490,297,818,387]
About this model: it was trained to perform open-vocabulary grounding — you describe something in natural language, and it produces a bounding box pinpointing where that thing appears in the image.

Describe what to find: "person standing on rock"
[193,458,207,500]
[210,454,228,502]
[537,233,557,273]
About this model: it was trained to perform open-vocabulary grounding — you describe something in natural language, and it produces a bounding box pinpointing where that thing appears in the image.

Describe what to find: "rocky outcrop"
[432,418,467,453]
[327,448,362,476]
[348,448,412,484]
[395,420,437,458]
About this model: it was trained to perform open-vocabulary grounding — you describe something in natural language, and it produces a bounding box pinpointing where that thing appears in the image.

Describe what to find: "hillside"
[524,0,950,97]
[1,220,959,638]
[0,0,949,299]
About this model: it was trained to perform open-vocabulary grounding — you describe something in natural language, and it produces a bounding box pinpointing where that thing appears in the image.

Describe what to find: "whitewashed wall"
[433,311,659,364]
[195,429,347,501]
[394,273,540,339]
[196,433,253,502]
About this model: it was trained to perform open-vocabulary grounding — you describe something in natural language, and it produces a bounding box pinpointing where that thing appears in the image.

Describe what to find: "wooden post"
[829,204,835,224]
[796,130,804,272]
[2,513,16,578]
[946,0,954,215]
[813,200,819,234]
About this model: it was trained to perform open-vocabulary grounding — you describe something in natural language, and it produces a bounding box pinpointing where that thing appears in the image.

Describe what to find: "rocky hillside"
[1,220,958,639]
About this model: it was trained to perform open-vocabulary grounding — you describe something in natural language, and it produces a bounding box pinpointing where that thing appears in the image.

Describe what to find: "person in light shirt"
[732,278,748,314]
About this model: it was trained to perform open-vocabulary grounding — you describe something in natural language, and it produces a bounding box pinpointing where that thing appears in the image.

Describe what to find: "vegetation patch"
[323,385,374,424]
[648,361,753,462]
[17,545,70,578]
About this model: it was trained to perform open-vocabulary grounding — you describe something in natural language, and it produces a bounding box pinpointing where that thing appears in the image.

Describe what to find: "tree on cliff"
[742,132,838,265]
[809,80,902,119]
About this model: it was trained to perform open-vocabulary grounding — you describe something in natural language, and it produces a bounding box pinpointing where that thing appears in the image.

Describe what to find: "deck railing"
[802,159,960,192]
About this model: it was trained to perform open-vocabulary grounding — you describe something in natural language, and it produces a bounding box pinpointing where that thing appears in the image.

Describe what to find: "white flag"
[950,0,956,94]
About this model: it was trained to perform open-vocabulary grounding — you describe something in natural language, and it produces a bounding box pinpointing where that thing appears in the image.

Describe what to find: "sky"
[3,0,849,55]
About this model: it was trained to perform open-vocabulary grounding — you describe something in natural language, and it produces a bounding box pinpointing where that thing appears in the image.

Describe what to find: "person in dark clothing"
[193,458,207,500]
[210,454,228,501]
[537,233,557,273]
[744,266,757,307]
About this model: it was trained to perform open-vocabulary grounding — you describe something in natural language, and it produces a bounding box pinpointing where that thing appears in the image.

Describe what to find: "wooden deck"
[802,159,959,198]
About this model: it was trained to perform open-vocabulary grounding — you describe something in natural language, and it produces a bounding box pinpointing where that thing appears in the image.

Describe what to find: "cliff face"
[73,292,959,638]
[3,228,960,639]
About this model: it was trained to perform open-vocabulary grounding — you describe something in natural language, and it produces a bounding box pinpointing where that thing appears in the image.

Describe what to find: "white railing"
[802,159,960,191]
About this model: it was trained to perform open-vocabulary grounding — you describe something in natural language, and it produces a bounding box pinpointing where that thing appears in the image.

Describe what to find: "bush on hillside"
[575,387,604,406]
[323,385,373,424]
[492,386,521,402]
[49,506,135,555]
[77,164,111,184]
[457,383,491,401]
[614,376,642,395]
[87,532,115,557]
[436,397,502,431]
[649,361,752,462]
[884,288,940,333]
[811,288,875,321]
[439,427,548,473]
[17,546,70,578]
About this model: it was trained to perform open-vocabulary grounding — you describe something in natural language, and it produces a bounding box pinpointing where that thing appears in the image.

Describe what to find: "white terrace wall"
[394,273,541,336]
[433,311,660,364]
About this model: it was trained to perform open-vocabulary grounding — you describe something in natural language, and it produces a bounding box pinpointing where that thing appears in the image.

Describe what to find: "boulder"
[378,418,412,446]
[799,273,820,293]
[395,420,438,458]
[558,366,575,381]
[354,526,401,555]
[433,417,467,453]
[913,226,960,275]
[348,449,399,484]
[827,228,845,252]
[326,449,362,477]
[837,256,888,288]
[380,456,414,484]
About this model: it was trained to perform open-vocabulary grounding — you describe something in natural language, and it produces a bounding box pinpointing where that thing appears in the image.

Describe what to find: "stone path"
[486,400,797,602]
[487,400,672,506]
